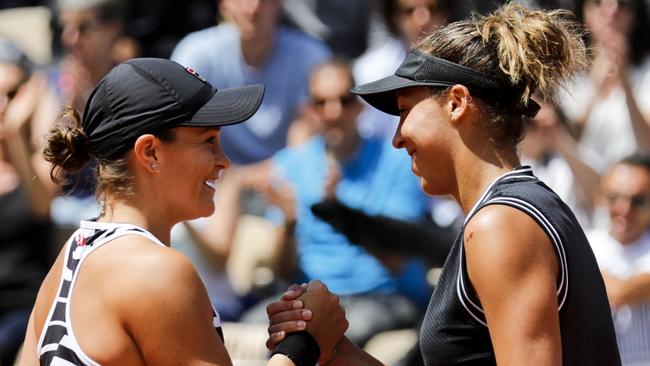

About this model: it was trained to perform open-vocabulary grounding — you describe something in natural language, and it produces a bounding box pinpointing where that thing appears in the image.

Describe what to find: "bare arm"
[16,311,39,366]
[271,220,300,281]
[3,76,58,218]
[602,271,650,308]
[465,205,562,366]
[619,73,650,152]
[263,168,300,281]
[551,127,602,213]
[326,337,384,366]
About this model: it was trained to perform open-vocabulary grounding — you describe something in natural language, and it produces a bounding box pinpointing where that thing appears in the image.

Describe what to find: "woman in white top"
[19,58,346,366]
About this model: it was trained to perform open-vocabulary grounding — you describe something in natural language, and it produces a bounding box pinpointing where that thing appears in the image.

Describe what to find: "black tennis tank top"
[420,166,621,365]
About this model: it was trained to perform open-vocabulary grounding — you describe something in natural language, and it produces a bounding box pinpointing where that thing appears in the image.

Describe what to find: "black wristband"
[271,331,321,366]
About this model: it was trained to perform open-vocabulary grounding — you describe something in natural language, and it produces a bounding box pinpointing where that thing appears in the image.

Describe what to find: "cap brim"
[351,75,453,116]
[181,84,265,127]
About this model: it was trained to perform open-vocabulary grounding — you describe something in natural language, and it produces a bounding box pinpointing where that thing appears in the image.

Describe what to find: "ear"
[133,134,160,173]
[447,84,472,123]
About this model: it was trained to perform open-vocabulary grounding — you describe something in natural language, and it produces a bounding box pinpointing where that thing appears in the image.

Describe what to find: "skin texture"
[19,127,346,365]
[599,163,650,308]
[268,85,564,365]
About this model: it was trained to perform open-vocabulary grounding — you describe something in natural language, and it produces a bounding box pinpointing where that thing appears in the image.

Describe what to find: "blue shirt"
[171,23,331,164]
[272,136,429,295]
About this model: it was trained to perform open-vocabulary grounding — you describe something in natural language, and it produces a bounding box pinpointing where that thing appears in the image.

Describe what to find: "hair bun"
[477,2,589,104]
[43,107,92,184]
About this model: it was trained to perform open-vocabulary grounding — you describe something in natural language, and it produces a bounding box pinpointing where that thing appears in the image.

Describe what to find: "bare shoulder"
[86,236,228,364]
[464,204,557,280]
[91,235,205,306]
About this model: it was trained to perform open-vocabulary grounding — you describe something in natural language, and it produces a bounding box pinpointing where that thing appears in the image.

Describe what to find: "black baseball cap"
[351,49,540,118]
[82,58,265,160]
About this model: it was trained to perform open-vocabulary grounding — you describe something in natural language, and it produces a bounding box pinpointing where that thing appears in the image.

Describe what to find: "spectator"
[52,0,131,112]
[520,99,601,228]
[171,0,330,165]
[0,38,54,366]
[47,0,139,231]
[354,0,452,139]
[244,59,431,347]
[561,0,650,169]
[589,154,650,364]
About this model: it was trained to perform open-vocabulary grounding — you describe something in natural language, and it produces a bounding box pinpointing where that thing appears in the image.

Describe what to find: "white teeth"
[204,180,217,190]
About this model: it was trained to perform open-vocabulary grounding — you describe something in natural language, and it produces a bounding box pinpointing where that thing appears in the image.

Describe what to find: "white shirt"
[561,58,650,170]
[588,229,650,365]
[353,37,407,139]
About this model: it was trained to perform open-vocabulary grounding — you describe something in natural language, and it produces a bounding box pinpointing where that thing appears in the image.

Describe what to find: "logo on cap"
[186,67,207,82]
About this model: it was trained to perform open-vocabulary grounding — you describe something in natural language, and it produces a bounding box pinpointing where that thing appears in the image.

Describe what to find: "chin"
[420,178,442,196]
[197,204,216,218]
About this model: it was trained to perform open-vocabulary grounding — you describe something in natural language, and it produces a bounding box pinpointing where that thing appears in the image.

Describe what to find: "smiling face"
[157,127,230,221]
[393,86,455,195]
[601,162,650,244]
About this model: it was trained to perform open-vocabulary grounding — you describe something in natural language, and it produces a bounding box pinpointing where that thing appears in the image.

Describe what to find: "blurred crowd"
[2,0,650,365]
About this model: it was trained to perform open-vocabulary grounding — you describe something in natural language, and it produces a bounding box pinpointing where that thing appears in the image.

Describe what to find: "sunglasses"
[311,94,357,108]
[605,192,650,209]
[61,18,103,37]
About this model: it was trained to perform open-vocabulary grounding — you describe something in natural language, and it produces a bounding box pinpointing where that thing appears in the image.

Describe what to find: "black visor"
[351,49,540,118]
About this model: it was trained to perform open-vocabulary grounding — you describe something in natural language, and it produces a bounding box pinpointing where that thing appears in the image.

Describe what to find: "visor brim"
[351,75,453,116]
[181,84,265,127]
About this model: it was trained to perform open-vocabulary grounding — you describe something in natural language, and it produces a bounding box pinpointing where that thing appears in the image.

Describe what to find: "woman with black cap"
[18,58,347,366]
[267,3,622,365]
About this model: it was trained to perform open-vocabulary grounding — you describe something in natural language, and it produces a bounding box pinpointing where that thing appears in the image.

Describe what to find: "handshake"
[265,281,347,366]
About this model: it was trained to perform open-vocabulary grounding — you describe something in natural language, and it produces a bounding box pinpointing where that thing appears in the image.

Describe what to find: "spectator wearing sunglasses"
[588,154,650,364]
[241,59,431,348]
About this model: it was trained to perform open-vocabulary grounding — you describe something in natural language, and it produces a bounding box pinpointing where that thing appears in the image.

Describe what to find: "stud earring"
[151,161,159,170]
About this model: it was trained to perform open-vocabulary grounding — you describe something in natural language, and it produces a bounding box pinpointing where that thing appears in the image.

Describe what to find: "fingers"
[266,331,286,351]
[306,279,329,293]
[266,299,303,317]
[281,283,308,301]
[269,308,312,326]
[268,319,308,336]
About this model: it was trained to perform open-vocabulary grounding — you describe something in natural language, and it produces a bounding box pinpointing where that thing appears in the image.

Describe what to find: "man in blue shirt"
[250,59,431,346]
[171,0,330,164]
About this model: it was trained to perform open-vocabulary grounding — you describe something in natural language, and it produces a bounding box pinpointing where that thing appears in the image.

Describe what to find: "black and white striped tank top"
[37,220,223,366]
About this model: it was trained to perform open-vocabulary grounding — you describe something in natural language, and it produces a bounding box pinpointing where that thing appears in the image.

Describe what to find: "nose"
[217,150,231,171]
[392,123,405,149]
[61,24,80,48]
[213,142,231,171]
[610,196,634,219]
[323,100,343,122]
[413,5,432,28]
